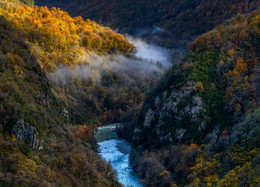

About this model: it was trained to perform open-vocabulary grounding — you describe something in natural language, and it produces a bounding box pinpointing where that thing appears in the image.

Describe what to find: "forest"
[129,10,260,186]
[0,0,259,186]
[0,0,157,185]
[35,0,260,47]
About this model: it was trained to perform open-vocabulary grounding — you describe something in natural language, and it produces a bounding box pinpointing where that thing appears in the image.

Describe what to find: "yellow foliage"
[188,143,199,151]
[194,177,200,184]
[193,81,204,92]
[12,134,17,141]
[234,57,248,74]
[217,167,240,187]
[227,49,235,58]
[160,170,170,176]
[14,64,23,78]
[0,0,134,72]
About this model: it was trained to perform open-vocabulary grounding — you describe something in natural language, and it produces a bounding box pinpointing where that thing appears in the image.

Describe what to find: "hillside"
[1,0,166,127]
[0,0,157,185]
[1,0,260,186]
[35,0,260,47]
[129,10,260,186]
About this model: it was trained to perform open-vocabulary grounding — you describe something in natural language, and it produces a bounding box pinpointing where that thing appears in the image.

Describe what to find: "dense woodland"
[0,0,259,186]
[0,0,157,128]
[0,0,154,185]
[129,10,260,186]
[35,0,260,47]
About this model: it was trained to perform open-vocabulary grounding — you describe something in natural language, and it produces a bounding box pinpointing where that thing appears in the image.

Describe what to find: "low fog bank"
[49,36,173,85]
[127,35,172,68]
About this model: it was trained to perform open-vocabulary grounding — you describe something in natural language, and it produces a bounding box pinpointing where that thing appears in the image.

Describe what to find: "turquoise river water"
[94,124,143,187]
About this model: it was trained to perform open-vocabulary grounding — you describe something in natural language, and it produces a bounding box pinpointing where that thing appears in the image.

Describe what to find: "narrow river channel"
[94,124,144,187]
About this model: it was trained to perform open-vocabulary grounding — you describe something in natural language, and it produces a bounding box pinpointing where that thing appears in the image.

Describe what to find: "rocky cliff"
[130,10,260,186]
[132,10,259,149]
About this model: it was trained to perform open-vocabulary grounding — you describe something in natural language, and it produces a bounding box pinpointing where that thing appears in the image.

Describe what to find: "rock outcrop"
[133,81,205,147]
[11,119,40,150]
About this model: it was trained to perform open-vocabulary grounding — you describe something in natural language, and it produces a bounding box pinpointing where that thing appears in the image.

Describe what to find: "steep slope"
[130,10,260,186]
[0,0,136,135]
[35,0,260,47]
[0,0,152,186]
[0,0,161,128]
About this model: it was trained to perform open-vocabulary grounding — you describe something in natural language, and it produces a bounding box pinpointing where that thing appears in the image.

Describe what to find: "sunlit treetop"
[0,0,134,71]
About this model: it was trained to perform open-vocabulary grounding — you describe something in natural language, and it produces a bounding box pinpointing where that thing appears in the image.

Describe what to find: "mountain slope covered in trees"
[0,0,162,128]
[35,0,260,47]
[0,0,157,185]
[129,10,260,186]
[1,0,259,186]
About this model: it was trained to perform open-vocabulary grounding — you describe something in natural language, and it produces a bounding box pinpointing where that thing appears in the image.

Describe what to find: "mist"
[127,35,172,68]
[49,36,172,85]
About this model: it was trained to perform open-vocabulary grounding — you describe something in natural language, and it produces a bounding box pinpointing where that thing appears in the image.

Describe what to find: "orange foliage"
[70,124,93,142]
[0,0,134,71]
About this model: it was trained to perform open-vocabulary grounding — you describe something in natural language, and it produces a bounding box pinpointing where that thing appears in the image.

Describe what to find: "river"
[94,124,144,187]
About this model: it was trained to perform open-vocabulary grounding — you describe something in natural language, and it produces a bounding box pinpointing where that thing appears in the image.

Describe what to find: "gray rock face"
[183,96,204,122]
[11,119,39,149]
[144,109,155,127]
[133,81,205,145]
[176,129,186,141]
